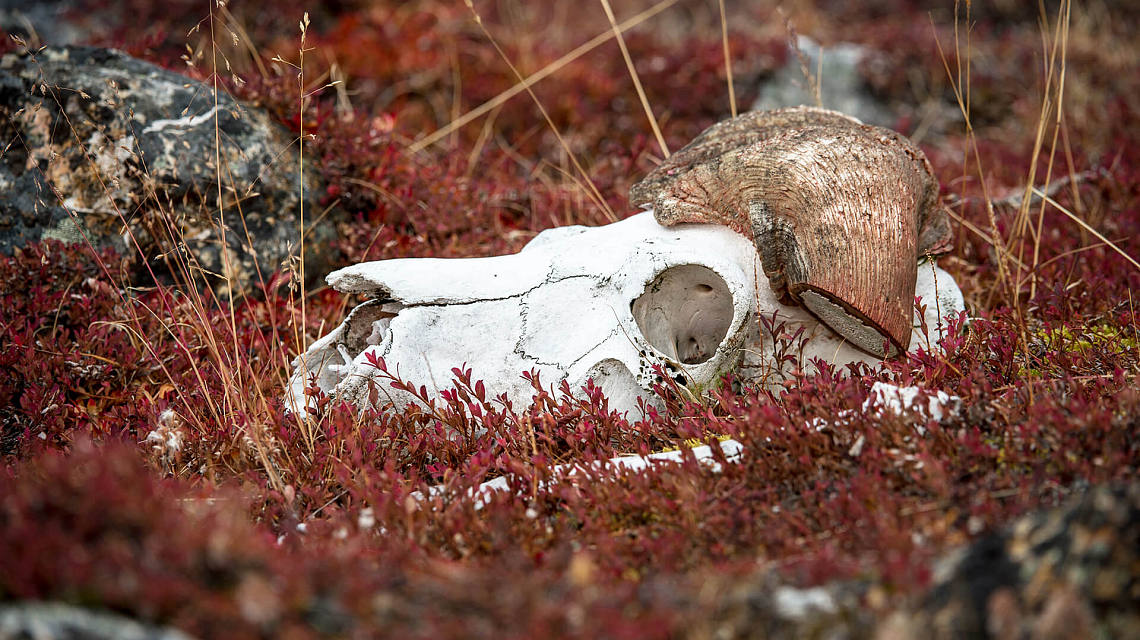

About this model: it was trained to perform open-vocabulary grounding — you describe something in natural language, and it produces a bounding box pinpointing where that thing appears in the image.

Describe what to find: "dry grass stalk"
[409,0,682,154]
[598,0,669,159]
[460,0,618,223]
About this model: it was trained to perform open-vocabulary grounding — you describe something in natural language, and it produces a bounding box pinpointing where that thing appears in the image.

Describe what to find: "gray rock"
[0,602,196,640]
[881,483,1140,639]
[752,36,893,129]
[0,46,331,293]
[0,0,91,48]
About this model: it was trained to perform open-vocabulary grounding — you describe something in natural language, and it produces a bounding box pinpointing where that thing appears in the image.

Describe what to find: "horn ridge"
[632,106,953,355]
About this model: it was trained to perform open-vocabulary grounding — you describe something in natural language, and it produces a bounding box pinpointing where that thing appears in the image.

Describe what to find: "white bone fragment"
[422,379,957,508]
[422,438,746,510]
[864,380,957,422]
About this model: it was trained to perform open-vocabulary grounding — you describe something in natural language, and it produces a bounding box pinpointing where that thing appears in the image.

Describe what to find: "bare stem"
[410,0,680,154]
[598,0,669,158]
[718,0,737,118]
[462,0,618,222]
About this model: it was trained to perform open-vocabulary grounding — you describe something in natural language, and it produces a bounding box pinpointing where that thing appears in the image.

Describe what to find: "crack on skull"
[318,253,739,406]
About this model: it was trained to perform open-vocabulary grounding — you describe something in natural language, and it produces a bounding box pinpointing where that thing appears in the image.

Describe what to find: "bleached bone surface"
[287,212,964,416]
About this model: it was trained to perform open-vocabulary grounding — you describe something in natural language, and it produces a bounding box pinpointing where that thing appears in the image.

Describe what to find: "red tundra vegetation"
[1,0,1138,637]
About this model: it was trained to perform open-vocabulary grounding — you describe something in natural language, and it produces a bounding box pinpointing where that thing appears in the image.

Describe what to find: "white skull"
[287,211,964,416]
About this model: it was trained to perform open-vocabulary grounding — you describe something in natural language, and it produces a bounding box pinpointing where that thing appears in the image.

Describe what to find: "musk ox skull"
[286,219,962,417]
[287,106,963,416]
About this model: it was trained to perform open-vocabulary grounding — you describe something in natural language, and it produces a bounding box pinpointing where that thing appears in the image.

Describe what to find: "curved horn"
[630,106,952,357]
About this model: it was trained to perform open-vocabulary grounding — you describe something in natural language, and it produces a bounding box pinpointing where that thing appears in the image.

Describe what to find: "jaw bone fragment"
[287,211,964,417]
[631,106,954,357]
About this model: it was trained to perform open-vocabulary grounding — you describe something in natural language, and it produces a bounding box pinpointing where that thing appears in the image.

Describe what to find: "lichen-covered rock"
[0,602,197,640]
[0,46,329,293]
[881,483,1140,640]
[693,485,1140,640]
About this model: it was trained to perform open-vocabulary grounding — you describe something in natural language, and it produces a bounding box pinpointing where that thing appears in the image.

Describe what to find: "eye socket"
[631,264,734,365]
